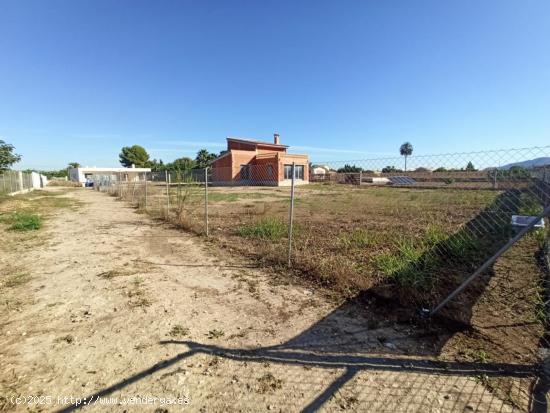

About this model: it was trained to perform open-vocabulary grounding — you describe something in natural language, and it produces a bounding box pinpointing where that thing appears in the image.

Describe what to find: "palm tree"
[399,142,413,172]
[68,162,81,168]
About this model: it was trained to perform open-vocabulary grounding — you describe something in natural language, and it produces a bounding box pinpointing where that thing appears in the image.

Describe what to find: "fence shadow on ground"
[54,290,547,412]
[56,189,549,412]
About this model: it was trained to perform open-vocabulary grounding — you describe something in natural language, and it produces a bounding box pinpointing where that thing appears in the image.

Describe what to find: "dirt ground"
[0,188,540,412]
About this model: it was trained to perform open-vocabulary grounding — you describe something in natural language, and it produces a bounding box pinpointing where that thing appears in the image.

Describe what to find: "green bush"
[236,217,287,240]
[1,211,42,231]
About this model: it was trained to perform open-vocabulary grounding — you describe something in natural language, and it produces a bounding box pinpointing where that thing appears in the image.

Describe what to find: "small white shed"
[68,166,151,186]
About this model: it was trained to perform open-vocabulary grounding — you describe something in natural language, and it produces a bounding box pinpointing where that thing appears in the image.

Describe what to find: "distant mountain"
[499,157,550,170]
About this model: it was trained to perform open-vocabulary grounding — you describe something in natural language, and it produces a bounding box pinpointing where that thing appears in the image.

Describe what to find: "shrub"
[1,211,42,231]
[236,217,287,240]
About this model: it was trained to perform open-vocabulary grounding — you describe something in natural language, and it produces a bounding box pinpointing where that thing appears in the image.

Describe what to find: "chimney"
[274,133,280,145]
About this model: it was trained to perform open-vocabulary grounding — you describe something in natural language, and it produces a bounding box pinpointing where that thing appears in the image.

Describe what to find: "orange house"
[210,134,309,186]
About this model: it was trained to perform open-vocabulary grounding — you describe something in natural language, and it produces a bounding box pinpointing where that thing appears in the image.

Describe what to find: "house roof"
[227,137,289,149]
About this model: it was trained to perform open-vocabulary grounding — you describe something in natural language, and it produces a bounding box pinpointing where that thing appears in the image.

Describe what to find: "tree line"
[118,145,219,171]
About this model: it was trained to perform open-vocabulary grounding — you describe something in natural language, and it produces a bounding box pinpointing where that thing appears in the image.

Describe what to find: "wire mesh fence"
[94,147,550,306]
[0,170,35,196]
[92,146,550,388]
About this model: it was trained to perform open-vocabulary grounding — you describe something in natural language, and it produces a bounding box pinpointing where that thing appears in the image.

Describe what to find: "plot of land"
[0,187,544,412]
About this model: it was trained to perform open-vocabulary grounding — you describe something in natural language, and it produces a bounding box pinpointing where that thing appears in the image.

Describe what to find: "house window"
[240,165,250,180]
[284,164,305,180]
[284,165,292,180]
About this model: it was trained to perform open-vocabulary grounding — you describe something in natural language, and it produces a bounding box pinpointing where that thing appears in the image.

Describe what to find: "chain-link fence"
[92,145,550,401]
[0,170,36,196]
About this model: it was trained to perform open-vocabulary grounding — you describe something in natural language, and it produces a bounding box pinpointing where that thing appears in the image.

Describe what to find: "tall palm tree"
[399,142,413,172]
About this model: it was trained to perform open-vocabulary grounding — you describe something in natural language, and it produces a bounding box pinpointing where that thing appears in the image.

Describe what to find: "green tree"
[167,157,195,171]
[119,145,150,168]
[0,139,22,171]
[194,149,217,169]
[68,162,81,168]
[382,165,401,173]
[41,169,68,179]
[149,159,165,172]
[465,161,476,171]
[399,142,413,172]
[337,164,362,173]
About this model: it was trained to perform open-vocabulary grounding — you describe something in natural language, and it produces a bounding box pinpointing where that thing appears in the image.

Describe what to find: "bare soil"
[0,188,541,412]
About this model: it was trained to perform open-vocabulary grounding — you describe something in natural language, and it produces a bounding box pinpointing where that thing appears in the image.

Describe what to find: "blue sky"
[1,0,549,169]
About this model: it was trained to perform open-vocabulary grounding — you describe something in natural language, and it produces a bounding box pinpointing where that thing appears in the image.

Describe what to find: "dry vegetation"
[112,182,548,376]
[1,185,545,411]
[0,189,83,339]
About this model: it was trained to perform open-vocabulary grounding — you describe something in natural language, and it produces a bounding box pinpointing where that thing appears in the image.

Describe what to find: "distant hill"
[499,157,550,170]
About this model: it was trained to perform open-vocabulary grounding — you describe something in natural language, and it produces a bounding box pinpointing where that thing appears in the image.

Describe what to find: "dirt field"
[0,188,543,412]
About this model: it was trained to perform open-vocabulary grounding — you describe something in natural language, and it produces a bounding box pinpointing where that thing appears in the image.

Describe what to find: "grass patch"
[0,211,42,231]
[518,192,543,216]
[97,269,135,279]
[3,272,31,288]
[168,324,190,337]
[207,191,286,202]
[463,348,490,363]
[128,296,152,308]
[207,329,225,339]
[55,334,75,344]
[338,229,380,248]
[257,373,283,394]
[423,224,447,246]
[373,237,435,287]
[236,217,287,240]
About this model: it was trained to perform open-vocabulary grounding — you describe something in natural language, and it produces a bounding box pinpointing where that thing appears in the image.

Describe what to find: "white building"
[311,165,331,175]
[68,166,151,186]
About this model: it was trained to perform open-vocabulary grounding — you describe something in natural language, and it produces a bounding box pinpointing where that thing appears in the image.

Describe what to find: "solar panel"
[511,215,545,229]
[388,176,417,185]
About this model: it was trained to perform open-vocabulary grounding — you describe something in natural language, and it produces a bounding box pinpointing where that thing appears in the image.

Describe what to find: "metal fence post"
[287,162,296,267]
[428,203,550,317]
[204,167,209,237]
[165,170,170,217]
[144,173,148,210]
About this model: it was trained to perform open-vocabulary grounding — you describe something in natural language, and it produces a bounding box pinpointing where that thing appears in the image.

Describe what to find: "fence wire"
[91,146,550,411]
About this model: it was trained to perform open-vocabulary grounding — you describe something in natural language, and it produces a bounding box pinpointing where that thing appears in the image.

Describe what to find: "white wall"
[31,172,41,189]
